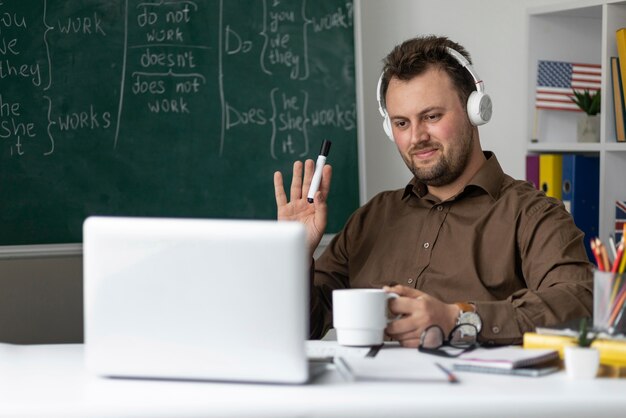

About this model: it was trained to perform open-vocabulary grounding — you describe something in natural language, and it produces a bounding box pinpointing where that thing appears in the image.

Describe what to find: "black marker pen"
[307,140,332,203]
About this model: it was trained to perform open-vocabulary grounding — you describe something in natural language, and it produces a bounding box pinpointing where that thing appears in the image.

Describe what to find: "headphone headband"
[444,47,484,93]
[376,73,386,118]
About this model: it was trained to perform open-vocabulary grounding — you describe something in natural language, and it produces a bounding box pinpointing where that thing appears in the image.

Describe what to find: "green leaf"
[571,90,601,115]
[577,317,596,347]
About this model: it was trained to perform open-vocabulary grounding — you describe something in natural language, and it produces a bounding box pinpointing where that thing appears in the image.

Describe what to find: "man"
[273,35,593,347]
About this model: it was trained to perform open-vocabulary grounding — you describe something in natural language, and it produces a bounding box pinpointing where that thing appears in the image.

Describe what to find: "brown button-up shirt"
[312,152,593,344]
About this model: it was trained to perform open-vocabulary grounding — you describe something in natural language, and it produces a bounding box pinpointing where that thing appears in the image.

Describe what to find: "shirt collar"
[402,151,504,201]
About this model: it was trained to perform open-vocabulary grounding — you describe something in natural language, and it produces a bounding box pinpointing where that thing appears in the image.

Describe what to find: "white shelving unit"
[527,0,626,244]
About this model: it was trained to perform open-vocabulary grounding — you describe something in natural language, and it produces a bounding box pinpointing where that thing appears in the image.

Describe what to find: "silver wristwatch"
[455,303,482,334]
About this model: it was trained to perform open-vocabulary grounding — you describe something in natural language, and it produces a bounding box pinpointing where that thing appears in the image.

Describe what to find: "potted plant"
[572,90,601,143]
[564,317,600,379]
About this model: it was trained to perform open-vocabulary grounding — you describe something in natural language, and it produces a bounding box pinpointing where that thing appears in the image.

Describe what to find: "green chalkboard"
[0,0,359,246]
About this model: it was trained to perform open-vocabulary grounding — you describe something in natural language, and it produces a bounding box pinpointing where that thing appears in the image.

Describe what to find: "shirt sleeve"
[474,198,594,345]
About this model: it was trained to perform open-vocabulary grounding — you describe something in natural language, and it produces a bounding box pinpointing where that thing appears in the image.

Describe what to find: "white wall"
[356,0,567,202]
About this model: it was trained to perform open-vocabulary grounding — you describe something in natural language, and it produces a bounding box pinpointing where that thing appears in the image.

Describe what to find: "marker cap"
[320,140,332,156]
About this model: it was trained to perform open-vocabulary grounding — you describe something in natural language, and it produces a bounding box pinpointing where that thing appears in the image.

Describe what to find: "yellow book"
[591,339,626,367]
[524,332,626,366]
[611,57,626,142]
[539,154,562,200]
[523,332,576,359]
[616,28,626,118]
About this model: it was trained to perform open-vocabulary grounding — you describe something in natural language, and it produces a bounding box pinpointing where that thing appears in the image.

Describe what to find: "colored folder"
[561,154,599,261]
[525,154,539,190]
[610,57,626,142]
[616,28,626,123]
[539,154,562,200]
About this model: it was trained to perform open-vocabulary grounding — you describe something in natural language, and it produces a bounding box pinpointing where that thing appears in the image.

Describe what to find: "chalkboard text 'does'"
[226,104,267,129]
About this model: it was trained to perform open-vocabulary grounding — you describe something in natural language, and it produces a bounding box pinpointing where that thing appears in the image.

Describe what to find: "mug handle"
[385,292,403,322]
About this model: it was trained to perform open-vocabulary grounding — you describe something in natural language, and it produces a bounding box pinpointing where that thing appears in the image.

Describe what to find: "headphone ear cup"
[383,114,394,141]
[467,91,493,126]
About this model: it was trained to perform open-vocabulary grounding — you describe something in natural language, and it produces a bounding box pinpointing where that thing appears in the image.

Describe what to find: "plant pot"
[576,114,600,143]
[564,346,600,379]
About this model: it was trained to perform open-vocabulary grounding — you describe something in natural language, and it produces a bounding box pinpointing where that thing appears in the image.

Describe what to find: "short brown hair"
[380,35,476,110]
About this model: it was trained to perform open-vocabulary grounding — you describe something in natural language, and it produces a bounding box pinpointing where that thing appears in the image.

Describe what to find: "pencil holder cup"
[593,270,626,335]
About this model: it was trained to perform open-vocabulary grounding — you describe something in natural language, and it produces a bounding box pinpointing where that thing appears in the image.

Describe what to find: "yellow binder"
[539,154,563,200]
[523,332,576,359]
[616,28,626,112]
[611,57,626,142]
[524,332,626,366]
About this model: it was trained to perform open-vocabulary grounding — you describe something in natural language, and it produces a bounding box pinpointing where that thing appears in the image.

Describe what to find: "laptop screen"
[83,216,310,383]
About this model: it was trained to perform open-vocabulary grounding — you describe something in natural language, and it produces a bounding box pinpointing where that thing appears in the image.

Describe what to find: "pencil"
[435,362,459,384]
[610,303,626,334]
[609,274,622,307]
[608,288,626,326]
[598,238,610,273]
[621,225,626,274]
[609,236,618,261]
[591,238,605,271]
[612,241,624,274]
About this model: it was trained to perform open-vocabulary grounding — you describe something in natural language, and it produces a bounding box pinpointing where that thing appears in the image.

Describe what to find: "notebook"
[452,346,559,370]
[83,216,316,384]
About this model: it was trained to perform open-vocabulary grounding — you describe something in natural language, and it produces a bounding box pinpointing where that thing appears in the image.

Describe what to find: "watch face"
[459,311,482,334]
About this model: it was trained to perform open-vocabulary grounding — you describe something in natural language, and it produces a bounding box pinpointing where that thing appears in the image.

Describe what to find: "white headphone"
[376,46,493,141]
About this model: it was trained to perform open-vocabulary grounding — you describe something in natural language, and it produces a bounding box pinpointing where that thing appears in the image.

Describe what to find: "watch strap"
[455,302,476,328]
[455,302,475,315]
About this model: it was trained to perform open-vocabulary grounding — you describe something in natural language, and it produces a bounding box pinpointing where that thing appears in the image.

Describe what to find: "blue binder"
[561,154,599,261]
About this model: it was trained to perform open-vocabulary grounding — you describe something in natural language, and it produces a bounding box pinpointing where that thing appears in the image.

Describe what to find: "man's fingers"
[302,159,316,196]
[274,171,287,207]
[397,337,421,349]
[320,164,332,197]
[388,325,422,340]
[289,161,304,201]
[386,313,422,335]
[389,296,423,315]
[384,284,425,299]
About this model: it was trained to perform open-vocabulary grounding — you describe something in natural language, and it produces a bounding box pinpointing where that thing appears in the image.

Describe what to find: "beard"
[404,125,474,187]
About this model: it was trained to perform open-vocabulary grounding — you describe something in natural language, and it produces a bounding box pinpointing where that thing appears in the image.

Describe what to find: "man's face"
[385,68,475,187]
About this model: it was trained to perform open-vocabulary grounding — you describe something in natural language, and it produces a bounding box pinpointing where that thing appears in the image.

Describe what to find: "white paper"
[336,346,450,382]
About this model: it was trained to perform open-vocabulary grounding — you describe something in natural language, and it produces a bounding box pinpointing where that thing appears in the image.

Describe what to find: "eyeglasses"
[418,323,479,358]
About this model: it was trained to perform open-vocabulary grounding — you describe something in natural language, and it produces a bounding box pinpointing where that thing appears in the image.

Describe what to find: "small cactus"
[576,317,596,347]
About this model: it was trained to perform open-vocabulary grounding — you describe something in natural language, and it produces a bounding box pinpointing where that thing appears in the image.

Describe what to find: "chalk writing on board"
[0,0,359,245]
[1,0,355,160]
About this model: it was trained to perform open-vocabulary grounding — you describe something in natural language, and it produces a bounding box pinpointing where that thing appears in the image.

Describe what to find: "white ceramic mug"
[332,289,400,346]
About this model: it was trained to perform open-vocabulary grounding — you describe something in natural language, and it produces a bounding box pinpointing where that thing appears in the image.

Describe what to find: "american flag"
[617,200,626,244]
[535,60,601,111]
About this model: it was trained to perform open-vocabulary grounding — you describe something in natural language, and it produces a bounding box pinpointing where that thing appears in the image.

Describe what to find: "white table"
[0,343,624,418]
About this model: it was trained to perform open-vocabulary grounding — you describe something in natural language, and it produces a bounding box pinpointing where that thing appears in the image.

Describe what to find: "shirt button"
[437,205,443,211]
[423,242,430,249]
[407,278,414,284]
[492,326,500,334]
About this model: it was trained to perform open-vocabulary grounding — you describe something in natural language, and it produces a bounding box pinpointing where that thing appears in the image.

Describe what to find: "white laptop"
[83,216,314,384]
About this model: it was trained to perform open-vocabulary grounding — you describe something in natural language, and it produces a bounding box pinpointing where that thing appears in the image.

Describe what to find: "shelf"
[526,0,626,246]
[604,143,626,152]
[527,142,626,152]
[527,142,601,153]
[528,2,601,18]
